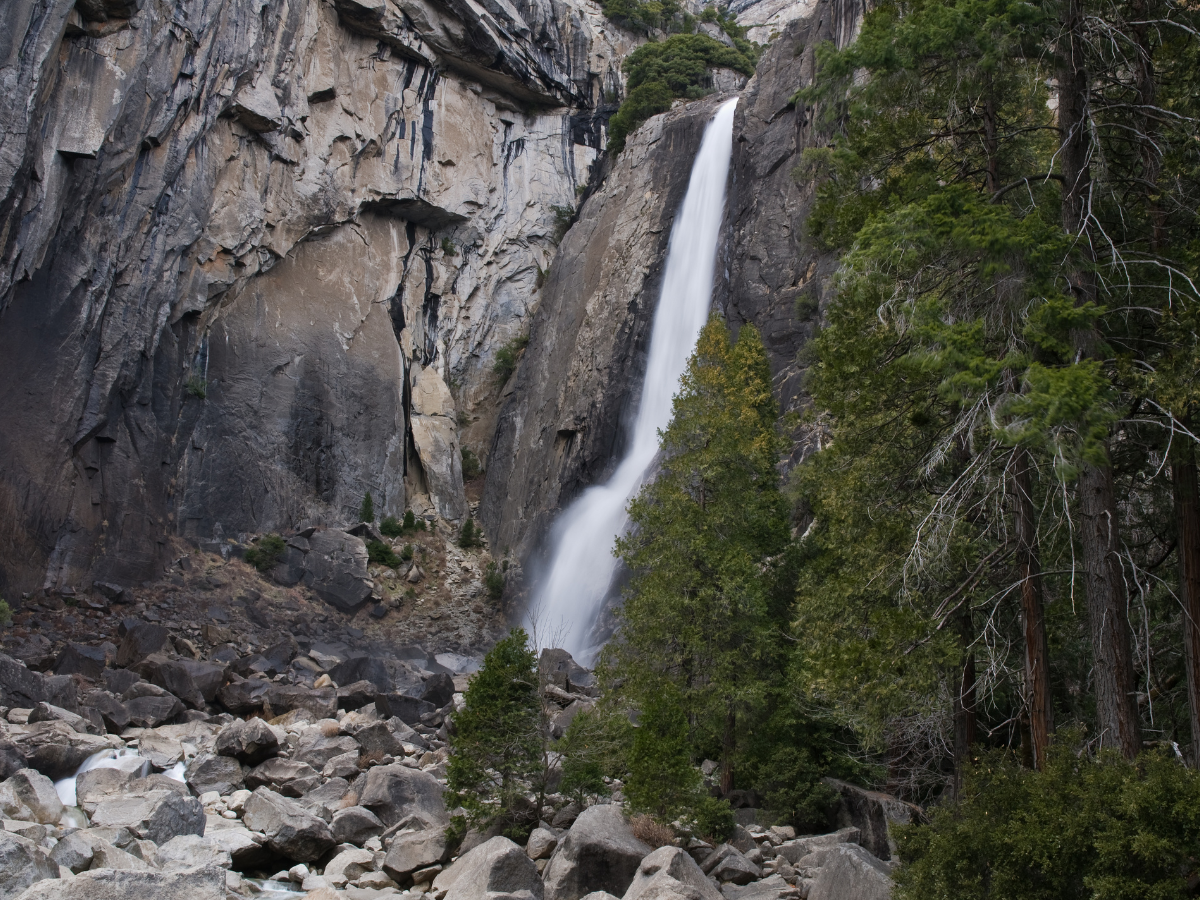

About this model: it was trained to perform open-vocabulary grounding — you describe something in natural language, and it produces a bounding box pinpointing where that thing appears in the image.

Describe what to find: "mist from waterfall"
[527,97,739,661]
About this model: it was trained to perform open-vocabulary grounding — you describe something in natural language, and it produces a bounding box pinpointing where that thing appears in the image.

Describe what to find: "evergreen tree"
[360,492,375,524]
[445,629,544,840]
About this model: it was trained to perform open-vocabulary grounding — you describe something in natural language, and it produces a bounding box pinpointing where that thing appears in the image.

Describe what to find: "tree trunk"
[1011,448,1054,767]
[1057,0,1141,759]
[1172,439,1200,766]
[720,702,735,796]
[952,608,977,794]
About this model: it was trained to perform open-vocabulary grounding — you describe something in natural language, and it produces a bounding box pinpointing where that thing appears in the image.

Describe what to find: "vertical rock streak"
[527,98,739,659]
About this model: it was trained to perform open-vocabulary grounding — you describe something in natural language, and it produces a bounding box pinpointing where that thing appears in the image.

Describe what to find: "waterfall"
[527,97,739,660]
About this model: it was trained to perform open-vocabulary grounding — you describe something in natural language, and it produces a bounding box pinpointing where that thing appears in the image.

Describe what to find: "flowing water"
[527,97,739,661]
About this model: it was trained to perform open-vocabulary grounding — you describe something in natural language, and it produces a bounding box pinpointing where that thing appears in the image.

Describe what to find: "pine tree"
[360,492,375,524]
[445,629,545,839]
[605,317,796,811]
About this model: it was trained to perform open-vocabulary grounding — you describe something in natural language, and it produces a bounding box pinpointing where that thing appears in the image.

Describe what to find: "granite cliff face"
[0,0,634,594]
[481,0,864,568]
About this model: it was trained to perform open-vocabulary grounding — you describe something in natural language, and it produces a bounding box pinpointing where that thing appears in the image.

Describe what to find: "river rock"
[13,865,226,900]
[433,836,544,900]
[542,804,652,900]
[0,768,63,825]
[0,831,59,900]
[359,764,448,828]
[90,790,205,845]
[242,787,335,862]
[214,718,279,764]
[808,844,893,900]
[9,722,121,779]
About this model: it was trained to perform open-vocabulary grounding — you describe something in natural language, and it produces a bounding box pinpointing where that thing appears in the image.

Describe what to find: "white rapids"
[527,97,739,661]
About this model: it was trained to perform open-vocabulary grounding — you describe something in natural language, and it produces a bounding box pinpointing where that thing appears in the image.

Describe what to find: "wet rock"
[331,806,384,845]
[433,835,543,900]
[215,718,279,764]
[90,790,206,845]
[0,768,63,824]
[9,721,122,779]
[14,864,226,900]
[185,754,245,796]
[242,787,336,862]
[542,804,651,900]
[76,766,141,815]
[824,778,920,862]
[808,844,892,900]
[53,643,107,680]
[0,831,59,900]
[624,846,723,900]
[359,764,448,828]
[27,701,95,734]
[115,624,170,668]
[383,829,450,882]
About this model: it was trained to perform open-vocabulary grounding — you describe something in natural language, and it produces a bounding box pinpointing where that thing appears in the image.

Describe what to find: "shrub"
[359,492,375,523]
[245,534,286,572]
[459,518,483,549]
[0,599,12,627]
[601,0,683,34]
[461,448,483,481]
[380,515,403,537]
[493,332,530,383]
[401,543,414,561]
[894,743,1200,900]
[555,706,625,807]
[404,510,417,530]
[484,561,505,601]
[367,540,403,569]
[551,205,576,243]
[440,237,457,256]
[631,814,676,848]
[689,796,735,842]
[607,33,758,154]
[185,376,207,399]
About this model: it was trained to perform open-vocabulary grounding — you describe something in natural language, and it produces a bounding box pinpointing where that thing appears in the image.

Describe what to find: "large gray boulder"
[0,831,58,900]
[359,764,447,828]
[89,790,205,845]
[808,844,892,900]
[14,865,226,900]
[543,804,652,900]
[623,846,722,900]
[824,778,920,861]
[185,754,245,796]
[302,529,374,613]
[383,828,450,883]
[241,787,335,862]
[154,834,234,871]
[0,653,50,708]
[432,836,544,900]
[0,768,63,824]
[8,722,121,779]
[331,806,385,845]
[0,737,26,780]
[115,624,170,668]
[214,718,279,764]
[775,828,861,865]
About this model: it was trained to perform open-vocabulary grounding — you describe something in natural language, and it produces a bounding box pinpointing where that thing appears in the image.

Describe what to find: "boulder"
[154,834,233,871]
[303,529,374,613]
[808,844,892,900]
[261,638,300,674]
[0,653,49,708]
[293,733,358,768]
[328,656,391,692]
[337,680,379,711]
[296,776,352,820]
[198,824,268,868]
[242,787,335,862]
[353,721,405,758]
[115,624,170,668]
[774,828,860,866]
[9,721,121,779]
[0,738,25,780]
[0,768,63,824]
[13,865,226,900]
[76,766,141,815]
[245,758,319,793]
[824,778,920,861]
[375,693,436,725]
[383,828,450,882]
[542,804,652,900]
[102,668,140,695]
[265,684,337,720]
[214,718,279,764]
[331,806,384,845]
[359,764,448,828]
[138,731,184,769]
[185,754,245,796]
[50,830,107,873]
[27,701,94,734]
[177,661,228,703]
[324,847,376,886]
[709,848,760,885]
[54,643,107,681]
[433,836,543,900]
[85,690,132,733]
[216,677,270,714]
[623,846,722,900]
[526,826,557,860]
[421,672,455,707]
[134,655,206,710]
[539,649,582,692]
[90,790,205,845]
[0,831,59,900]
[718,875,799,899]
[123,693,184,728]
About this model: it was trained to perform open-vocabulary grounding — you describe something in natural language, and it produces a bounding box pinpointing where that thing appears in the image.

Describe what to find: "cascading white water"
[527,98,739,660]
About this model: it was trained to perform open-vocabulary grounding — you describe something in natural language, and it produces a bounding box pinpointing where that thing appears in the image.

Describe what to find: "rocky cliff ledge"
[0,0,633,595]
